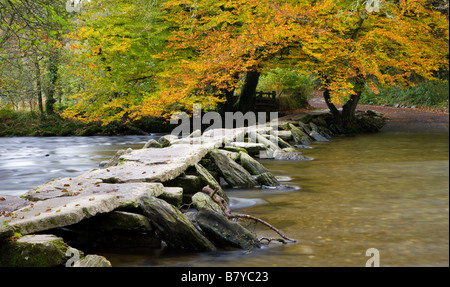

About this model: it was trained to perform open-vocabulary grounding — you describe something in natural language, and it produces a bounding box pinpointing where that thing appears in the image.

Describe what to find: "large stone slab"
[2,183,164,235]
[89,144,210,183]
[0,196,30,214]
[3,195,120,235]
[24,179,164,207]
[23,175,104,201]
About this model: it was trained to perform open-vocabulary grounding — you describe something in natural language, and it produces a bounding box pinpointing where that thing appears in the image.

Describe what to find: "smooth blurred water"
[0,135,154,196]
[0,124,448,267]
[104,126,448,267]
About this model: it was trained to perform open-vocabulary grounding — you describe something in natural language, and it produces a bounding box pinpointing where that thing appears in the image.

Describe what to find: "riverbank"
[0,109,174,137]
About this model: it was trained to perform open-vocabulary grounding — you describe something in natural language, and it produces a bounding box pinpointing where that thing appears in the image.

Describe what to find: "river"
[0,123,448,267]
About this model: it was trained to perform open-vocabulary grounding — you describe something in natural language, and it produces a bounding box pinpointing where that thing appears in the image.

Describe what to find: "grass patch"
[360,80,449,111]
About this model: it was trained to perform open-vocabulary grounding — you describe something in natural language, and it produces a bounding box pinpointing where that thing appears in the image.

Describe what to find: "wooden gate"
[254,91,278,112]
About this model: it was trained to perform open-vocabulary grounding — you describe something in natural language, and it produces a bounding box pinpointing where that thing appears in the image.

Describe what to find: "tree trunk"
[220,88,235,114]
[45,53,58,116]
[220,72,240,115]
[323,87,341,121]
[236,70,260,113]
[34,58,44,116]
[341,91,361,123]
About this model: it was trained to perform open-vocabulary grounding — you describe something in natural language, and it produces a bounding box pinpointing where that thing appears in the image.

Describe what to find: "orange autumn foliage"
[63,0,448,123]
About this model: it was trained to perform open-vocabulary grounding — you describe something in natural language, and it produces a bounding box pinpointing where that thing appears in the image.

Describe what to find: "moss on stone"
[0,235,73,267]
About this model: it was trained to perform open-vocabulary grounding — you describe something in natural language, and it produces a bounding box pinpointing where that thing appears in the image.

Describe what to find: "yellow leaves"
[58,0,448,125]
[70,44,82,50]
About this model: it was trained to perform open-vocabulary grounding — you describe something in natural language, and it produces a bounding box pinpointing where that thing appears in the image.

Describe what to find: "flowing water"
[0,123,448,267]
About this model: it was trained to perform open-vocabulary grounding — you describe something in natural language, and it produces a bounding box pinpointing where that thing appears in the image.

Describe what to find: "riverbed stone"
[270,130,293,141]
[308,122,321,133]
[0,224,14,243]
[273,150,314,161]
[159,187,183,207]
[227,142,267,155]
[209,149,258,188]
[223,146,248,154]
[192,192,224,214]
[266,135,292,149]
[192,211,260,250]
[256,172,281,187]
[194,163,229,203]
[309,130,330,142]
[143,139,162,149]
[72,255,112,267]
[0,234,76,267]
[293,145,313,149]
[289,124,313,145]
[297,121,312,134]
[248,131,280,158]
[238,152,270,175]
[158,134,178,148]
[73,211,153,233]
[100,148,132,168]
[165,175,203,195]
[225,150,242,161]
[139,196,216,251]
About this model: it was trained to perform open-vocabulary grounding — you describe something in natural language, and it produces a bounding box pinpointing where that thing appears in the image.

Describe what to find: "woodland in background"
[0,0,448,136]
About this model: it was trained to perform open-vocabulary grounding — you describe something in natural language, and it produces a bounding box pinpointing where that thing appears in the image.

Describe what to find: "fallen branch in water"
[201,185,297,243]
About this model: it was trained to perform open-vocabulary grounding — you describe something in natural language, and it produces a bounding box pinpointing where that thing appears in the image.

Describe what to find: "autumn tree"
[159,0,448,123]
[0,0,69,115]
[296,0,449,122]
[60,0,172,124]
[58,0,448,126]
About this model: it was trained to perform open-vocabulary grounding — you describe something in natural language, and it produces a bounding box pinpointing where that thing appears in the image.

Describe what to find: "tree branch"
[202,185,297,243]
